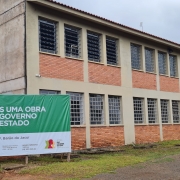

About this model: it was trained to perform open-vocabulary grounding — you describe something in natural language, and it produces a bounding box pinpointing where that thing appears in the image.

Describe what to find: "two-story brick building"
[1,0,180,150]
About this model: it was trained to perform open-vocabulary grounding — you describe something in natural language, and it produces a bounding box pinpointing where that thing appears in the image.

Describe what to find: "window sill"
[132,69,144,72]
[71,125,86,128]
[107,64,121,68]
[162,123,171,125]
[159,74,169,77]
[169,76,179,79]
[90,125,106,127]
[145,71,157,75]
[109,124,124,127]
[65,56,83,61]
[172,123,180,125]
[88,60,104,65]
[147,123,159,126]
[134,123,148,126]
[39,51,60,57]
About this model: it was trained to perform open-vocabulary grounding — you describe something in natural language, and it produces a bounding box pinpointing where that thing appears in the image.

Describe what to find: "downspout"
[24,0,27,94]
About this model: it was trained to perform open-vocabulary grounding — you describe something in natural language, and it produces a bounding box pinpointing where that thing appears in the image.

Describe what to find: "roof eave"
[27,0,180,49]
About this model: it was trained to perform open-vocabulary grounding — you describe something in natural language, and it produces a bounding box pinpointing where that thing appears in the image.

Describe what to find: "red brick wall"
[163,125,180,140]
[90,126,124,148]
[132,70,157,90]
[135,125,160,144]
[40,53,83,81]
[71,127,86,150]
[160,76,179,92]
[88,62,121,86]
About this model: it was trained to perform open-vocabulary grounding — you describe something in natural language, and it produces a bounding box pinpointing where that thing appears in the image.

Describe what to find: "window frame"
[145,47,155,73]
[108,95,121,124]
[147,98,157,124]
[106,37,118,66]
[67,92,84,126]
[89,94,104,125]
[160,99,169,123]
[169,54,177,77]
[158,51,167,75]
[64,25,81,59]
[39,89,60,95]
[87,31,101,62]
[133,97,144,124]
[172,100,180,123]
[131,43,142,70]
[39,18,57,54]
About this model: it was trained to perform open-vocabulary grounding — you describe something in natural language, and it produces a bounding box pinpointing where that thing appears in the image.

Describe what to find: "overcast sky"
[55,0,180,44]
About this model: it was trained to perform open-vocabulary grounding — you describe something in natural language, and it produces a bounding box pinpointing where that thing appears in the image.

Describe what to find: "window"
[145,48,154,72]
[133,98,144,124]
[106,37,118,65]
[65,26,81,58]
[39,19,57,54]
[108,96,121,124]
[160,100,169,123]
[131,44,141,70]
[169,55,177,77]
[158,52,166,75]
[40,89,60,94]
[90,94,104,124]
[67,92,83,125]
[87,32,101,62]
[172,100,180,123]
[147,99,157,123]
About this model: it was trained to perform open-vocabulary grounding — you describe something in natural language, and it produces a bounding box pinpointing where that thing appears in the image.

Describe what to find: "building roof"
[46,0,179,47]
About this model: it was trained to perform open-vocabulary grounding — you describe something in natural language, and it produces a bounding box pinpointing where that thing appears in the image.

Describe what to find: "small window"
[160,99,169,123]
[158,52,166,75]
[147,98,157,123]
[108,96,121,124]
[65,26,81,58]
[169,55,177,77]
[145,48,154,73]
[172,100,180,123]
[90,94,104,124]
[87,32,101,62]
[133,97,144,124]
[39,89,60,94]
[131,43,141,70]
[67,92,84,125]
[39,19,57,54]
[106,37,118,65]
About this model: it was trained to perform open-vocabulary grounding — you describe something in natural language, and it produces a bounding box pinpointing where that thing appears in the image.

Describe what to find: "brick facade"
[88,62,121,86]
[71,127,86,150]
[90,126,124,148]
[163,125,180,140]
[135,125,160,144]
[160,76,179,92]
[132,70,157,90]
[40,53,84,81]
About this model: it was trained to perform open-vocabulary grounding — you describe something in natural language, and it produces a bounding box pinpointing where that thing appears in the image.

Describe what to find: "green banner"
[0,95,70,134]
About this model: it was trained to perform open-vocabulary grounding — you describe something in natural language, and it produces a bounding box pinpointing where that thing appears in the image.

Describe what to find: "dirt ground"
[1,154,180,180]
[88,154,180,180]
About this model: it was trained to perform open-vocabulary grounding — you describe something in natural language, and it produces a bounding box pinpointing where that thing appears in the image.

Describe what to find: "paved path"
[87,154,180,180]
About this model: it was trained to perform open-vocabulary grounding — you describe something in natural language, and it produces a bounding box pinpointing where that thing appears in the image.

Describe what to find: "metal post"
[25,155,28,164]
[67,153,70,162]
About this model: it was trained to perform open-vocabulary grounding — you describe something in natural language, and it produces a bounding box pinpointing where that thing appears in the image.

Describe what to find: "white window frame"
[89,94,104,125]
[133,97,144,124]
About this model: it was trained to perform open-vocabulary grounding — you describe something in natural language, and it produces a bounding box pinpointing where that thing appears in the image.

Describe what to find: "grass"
[2,140,180,180]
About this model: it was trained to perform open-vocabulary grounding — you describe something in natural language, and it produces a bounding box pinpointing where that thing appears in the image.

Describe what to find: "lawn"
[1,140,180,180]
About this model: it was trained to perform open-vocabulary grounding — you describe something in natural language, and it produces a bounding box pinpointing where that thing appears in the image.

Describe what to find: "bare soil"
[88,154,180,180]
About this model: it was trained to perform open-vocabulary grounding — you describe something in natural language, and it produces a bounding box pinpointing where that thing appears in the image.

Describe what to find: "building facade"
[1,0,180,150]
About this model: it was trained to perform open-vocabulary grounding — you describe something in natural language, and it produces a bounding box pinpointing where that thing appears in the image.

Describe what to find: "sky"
[55,0,180,44]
